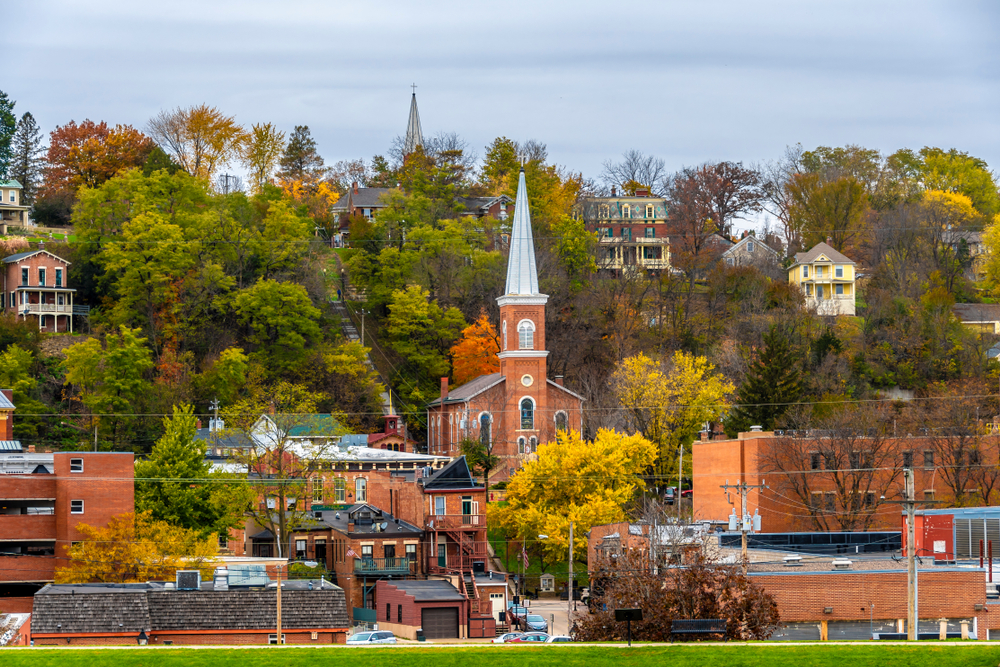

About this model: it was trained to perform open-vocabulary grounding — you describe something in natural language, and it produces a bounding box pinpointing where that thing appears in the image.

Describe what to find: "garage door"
[422,607,459,639]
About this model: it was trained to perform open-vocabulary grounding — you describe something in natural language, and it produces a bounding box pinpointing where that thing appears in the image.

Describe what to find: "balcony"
[425,514,486,531]
[353,557,414,575]
[21,304,73,314]
[0,515,56,541]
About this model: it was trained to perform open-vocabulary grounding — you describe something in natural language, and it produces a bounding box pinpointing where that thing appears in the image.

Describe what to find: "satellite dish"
[381,522,388,531]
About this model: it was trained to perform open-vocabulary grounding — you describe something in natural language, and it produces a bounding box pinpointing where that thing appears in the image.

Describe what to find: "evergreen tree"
[277,125,324,184]
[0,90,16,179]
[9,112,45,205]
[726,326,803,434]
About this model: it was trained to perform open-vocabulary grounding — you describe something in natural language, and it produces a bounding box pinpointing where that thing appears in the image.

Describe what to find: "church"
[426,168,585,482]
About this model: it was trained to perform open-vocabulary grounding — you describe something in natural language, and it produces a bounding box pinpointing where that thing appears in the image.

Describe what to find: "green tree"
[135,404,250,537]
[193,347,250,405]
[919,147,1000,219]
[726,325,804,434]
[0,90,15,178]
[9,112,45,205]
[0,344,44,438]
[385,285,466,394]
[277,125,325,185]
[787,173,869,252]
[233,279,321,373]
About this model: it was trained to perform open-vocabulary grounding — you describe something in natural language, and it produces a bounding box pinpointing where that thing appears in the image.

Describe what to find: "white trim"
[498,350,549,359]
[496,294,548,307]
[547,379,586,401]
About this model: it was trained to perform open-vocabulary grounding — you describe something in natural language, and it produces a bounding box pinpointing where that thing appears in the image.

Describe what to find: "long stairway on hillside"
[328,299,394,416]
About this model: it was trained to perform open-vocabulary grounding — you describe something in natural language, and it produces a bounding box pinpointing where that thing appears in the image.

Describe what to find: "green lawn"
[5,645,1000,667]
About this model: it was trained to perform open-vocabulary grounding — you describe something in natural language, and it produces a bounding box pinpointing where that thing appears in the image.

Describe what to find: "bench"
[670,619,728,642]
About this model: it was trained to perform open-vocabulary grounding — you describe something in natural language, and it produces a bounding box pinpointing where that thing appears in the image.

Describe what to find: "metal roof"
[387,579,465,602]
[504,169,541,296]
[403,92,423,155]
[0,440,22,451]
[0,392,14,409]
[0,180,22,188]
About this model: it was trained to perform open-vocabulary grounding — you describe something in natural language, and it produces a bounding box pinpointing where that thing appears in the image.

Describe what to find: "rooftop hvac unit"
[176,570,201,591]
[831,559,852,570]
[782,555,803,567]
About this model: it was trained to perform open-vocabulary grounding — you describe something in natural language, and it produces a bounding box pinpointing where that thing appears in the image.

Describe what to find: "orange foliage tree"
[450,311,500,386]
[43,120,154,196]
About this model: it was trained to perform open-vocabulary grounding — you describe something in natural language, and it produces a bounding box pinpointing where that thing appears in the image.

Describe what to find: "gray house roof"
[387,579,465,602]
[31,584,349,633]
[349,187,395,209]
[427,373,504,407]
[952,303,1000,323]
[3,249,72,265]
[791,242,855,267]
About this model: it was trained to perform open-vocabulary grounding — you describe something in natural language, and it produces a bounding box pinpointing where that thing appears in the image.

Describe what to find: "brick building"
[576,187,671,274]
[0,393,134,612]
[2,244,78,332]
[29,580,349,646]
[692,430,1000,534]
[426,168,585,483]
[375,579,470,639]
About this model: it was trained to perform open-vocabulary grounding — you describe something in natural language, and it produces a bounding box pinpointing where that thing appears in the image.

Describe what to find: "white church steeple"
[504,168,543,297]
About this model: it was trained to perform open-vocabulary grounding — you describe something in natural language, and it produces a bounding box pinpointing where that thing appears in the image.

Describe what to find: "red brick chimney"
[554,376,564,387]
[196,419,202,430]
[826,236,832,245]
[440,377,449,404]
[352,181,359,195]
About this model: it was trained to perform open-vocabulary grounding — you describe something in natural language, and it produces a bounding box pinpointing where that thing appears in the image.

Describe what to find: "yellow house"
[787,242,857,316]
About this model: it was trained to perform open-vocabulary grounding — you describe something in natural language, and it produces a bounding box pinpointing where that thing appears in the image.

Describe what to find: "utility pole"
[209,397,220,431]
[678,444,684,521]
[568,521,574,633]
[887,467,940,640]
[720,479,767,569]
[275,564,283,645]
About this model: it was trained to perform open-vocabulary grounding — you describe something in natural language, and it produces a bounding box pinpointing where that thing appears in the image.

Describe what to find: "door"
[490,592,505,619]
[421,607,459,639]
[315,540,327,566]
[437,543,447,568]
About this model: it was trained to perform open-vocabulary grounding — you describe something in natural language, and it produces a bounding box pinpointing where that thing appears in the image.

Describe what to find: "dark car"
[508,632,550,643]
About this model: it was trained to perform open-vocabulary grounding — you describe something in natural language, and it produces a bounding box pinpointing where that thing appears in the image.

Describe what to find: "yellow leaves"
[241,122,285,194]
[921,189,978,227]
[147,104,246,181]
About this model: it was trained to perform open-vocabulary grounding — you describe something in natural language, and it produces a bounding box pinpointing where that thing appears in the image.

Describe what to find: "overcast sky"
[8,0,1000,183]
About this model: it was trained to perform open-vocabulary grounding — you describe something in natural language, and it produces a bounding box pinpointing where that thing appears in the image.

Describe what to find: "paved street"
[519,598,586,637]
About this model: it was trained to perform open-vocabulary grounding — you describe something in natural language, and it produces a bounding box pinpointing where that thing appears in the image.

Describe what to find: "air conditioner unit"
[176,570,201,590]
[831,559,852,570]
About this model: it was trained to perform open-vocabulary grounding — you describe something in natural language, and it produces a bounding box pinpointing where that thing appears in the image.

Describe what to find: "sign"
[615,609,643,622]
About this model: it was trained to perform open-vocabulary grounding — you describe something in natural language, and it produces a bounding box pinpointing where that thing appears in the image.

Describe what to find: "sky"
[8,0,1000,185]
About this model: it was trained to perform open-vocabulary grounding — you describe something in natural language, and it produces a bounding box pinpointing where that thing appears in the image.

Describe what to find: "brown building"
[427,169,585,483]
[29,580,349,646]
[692,430,1000,534]
[2,245,78,332]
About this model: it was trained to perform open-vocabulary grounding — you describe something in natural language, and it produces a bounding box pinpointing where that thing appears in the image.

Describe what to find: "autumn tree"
[55,511,217,584]
[147,104,245,181]
[577,550,779,642]
[613,351,733,481]
[278,125,325,185]
[450,310,500,385]
[9,112,45,205]
[726,324,804,434]
[0,90,15,178]
[601,149,667,195]
[787,172,869,253]
[491,429,656,570]
[43,120,154,196]
[920,147,1000,219]
[241,122,285,194]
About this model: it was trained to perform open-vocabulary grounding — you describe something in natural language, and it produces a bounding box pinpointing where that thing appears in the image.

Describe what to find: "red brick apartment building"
[2,244,78,333]
[0,390,134,613]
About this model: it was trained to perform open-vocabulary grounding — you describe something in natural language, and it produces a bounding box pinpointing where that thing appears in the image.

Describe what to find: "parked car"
[681,489,693,499]
[524,614,548,632]
[493,632,525,643]
[665,487,676,505]
[507,632,550,643]
[545,635,574,643]
[346,631,397,645]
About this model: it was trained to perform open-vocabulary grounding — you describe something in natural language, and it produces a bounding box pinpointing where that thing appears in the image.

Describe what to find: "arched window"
[502,320,507,351]
[518,320,535,350]
[518,437,526,455]
[555,411,568,432]
[480,413,492,447]
[529,436,538,453]
[355,477,367,503]
[333,477,346,503]
[520,398,534,430]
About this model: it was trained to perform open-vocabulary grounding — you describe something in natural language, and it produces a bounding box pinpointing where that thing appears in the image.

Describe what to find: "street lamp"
[137,630,148,646]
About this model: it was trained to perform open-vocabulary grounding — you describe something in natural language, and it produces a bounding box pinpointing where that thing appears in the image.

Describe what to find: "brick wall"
[54,452,134,559]
[376,579,468,637]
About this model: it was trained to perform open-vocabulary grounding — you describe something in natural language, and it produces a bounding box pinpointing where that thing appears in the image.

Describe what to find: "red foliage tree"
[43,120,154,197]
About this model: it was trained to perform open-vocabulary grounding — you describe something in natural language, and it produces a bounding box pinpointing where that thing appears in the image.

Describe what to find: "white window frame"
[435,496,446,515]
[517,319,535,350]
[502,320,507,351]
[333,477,346,503]
[835,283,844,295]
[747,241,755,253]
[70,458,83,473]
[835,265,844,278]
[622,205,631,219]
[802,265,809,278]
[312,478,324,503]
[519,396,535,430]
[355,477,367,503]
[70,500,84,514]
[645,204,654,219]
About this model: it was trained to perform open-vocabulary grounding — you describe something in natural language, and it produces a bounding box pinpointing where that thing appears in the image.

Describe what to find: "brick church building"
[426,168,584,482]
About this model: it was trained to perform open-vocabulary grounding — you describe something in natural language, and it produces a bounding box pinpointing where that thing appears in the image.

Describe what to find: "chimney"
[196,419,202,430]
[28,444,36,453]
[554,375,564,386]
[352,181,359,195]
[635,187,649,197]
[38,240,45,250]
[440,377,449,404]
[348,522,354,532]
[826,236,832,245]
[611,185,617,197]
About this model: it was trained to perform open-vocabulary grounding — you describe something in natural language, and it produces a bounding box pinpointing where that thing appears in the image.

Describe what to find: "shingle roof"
[0,180,22,188]
[952,303,1000,323]
[388,580,465,602]
[31,589,151,634]
[2,249,72,265]
[792,242,855,266]
[350,187,395,208]
[428,373,504,406]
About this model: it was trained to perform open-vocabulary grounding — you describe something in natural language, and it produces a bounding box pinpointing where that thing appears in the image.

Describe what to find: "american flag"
[521,546,529,568]
[347,548,359,558]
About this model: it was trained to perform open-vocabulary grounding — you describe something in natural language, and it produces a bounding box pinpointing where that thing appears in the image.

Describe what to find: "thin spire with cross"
[518,153,528,168]
[411,83,417,94]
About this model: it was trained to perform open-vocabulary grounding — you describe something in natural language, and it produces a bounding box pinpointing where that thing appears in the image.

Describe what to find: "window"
[520,398,534,430]
[386,603,391,621]
[39,315,46,328]
[620,227,631,241]
[816,285,824,299]
[362,545,373,559]
[218,533,229,549]
[268,634,286,645]
[502,321,507,350]
[810,452,821,470]
[598,227,611,238]
[55,269,63,288]
[71,500,84,514]
[747,241,755,253]
[384,544,395,559]
[645,204,654,219]
[555,412,568,432]
[599,204,609,219]
[835,265,844,278]
[824,493,836,513]
[805,284,813,296]
[864,492,875,508]
[518,320,535,350]
[849,451,860,469]
[622,205,631,219]
[810,492,823,511]
[21,267,28,285]
[645,227,655,238]
[518,437,526,455]
[726,257,734,266]
[312,479,324,503]
[643,246,656,260]
[334,477,346,503]
[296,539,307,559]
[38,268,46,286]
[970,449,982,465]
[835,284,844,295]
[924,490,936,501]
[902,451,913,468]
[57,294,64,306]
[398,604,403,623]
[405,544,417,562]
[435,496,446,515]
[355,477,367,502]
[480,413,491,446]
[802,266,809,279]
[8,191,14,203]
[924,451,935,467]
[70,458,83,473]
[529,436,537,453]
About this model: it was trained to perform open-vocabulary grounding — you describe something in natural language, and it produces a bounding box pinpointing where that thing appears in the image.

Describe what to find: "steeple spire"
[505,168,541,296]
[404,89,424,156]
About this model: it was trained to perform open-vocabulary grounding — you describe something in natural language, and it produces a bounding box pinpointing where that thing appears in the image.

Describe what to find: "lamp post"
[275,559,318,645]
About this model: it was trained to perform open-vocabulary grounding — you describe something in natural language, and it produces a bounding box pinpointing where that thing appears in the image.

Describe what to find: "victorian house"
[576,186,671,275]
[787,241,857,316]
[426,168,585,482]
[2,243,78,332]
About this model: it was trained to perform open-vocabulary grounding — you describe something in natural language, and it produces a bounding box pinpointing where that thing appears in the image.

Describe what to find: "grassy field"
[5,644,1000,667]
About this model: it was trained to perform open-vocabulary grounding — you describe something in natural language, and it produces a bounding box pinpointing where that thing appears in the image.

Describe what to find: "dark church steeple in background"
[403,85,424,156]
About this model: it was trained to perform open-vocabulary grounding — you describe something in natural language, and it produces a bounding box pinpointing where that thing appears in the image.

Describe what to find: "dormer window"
[645,204,654,219]
[622,205,631,219]
[518,320,535,350]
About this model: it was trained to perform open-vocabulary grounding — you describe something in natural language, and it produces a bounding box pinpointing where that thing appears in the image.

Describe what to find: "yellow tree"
[491,429,656,568]
[146,104,246,181]
[449,310,500,385]
[241,122,285,194]
[55,511,217,583]
[613,351,733,479]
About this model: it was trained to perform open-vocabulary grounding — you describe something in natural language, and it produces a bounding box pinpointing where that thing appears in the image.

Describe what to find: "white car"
[492,632,524,643]
[545,635,574,643]
[346,630,397,645]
